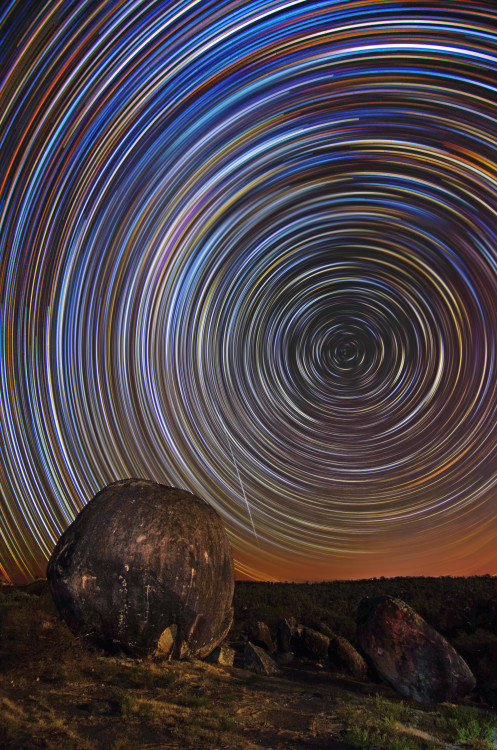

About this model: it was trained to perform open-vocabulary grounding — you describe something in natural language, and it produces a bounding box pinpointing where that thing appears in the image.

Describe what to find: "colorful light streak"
[1,1,497,583]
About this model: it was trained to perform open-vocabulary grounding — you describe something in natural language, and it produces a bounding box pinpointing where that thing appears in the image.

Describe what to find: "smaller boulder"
[206,645,235,666]
[313,621,335,639]
[300,627,330,660]
[157,624,177,658]
[277,618,298,652]
[249,621,276,653]
[328,634,367,679]
[290,625,305,654]
[244,642,282,676]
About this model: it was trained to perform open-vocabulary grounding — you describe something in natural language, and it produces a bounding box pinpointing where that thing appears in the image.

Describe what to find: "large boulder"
[47,479,234,658]
[357,596,475,704]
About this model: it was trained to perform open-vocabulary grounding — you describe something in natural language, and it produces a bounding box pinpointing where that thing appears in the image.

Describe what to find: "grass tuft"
[435,704,497,749]
[179,691,210,708]
[219,714,236,731]
[109,687,138,718]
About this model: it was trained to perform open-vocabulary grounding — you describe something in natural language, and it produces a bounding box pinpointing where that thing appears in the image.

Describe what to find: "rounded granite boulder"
[47,479,234,658]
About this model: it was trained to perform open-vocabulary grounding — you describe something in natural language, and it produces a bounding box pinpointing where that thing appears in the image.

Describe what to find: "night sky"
[2,0,497,584]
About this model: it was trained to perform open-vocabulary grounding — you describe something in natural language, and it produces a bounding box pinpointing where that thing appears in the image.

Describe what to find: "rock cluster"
[242,615,365,679]
[239,596,480,706]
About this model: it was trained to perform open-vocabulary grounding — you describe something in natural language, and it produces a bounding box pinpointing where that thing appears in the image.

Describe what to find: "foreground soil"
[2,583,497,750]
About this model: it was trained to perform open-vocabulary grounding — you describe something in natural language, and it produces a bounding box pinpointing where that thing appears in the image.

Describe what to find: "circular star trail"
[1,0,497,583]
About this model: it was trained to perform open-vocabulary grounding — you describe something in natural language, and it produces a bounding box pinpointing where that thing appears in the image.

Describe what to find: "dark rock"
[357,596,476,704]
[328,634,367,679]
[233,654,245,669]
[312,621,335,639]
[277,618,297,652]
[229,639,247,653]
[249,621,276,653]
[300,627,330,660]
[290,625,305,654]
[206,645,235,666]
[244,641,282,675]
[47,479,234,658]
[274,651,295,666]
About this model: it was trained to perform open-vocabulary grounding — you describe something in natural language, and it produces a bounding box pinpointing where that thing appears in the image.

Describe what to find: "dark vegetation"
[1,576,497,749]
[234,576,497,650]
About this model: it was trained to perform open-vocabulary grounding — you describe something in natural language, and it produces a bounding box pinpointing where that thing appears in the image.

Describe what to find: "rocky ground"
[2,583,497,750]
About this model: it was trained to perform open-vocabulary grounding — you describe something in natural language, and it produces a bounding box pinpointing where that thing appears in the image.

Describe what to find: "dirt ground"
[2,586,497,750]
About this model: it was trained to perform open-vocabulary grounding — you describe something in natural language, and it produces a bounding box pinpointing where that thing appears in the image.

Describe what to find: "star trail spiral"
[2,0,497,584]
